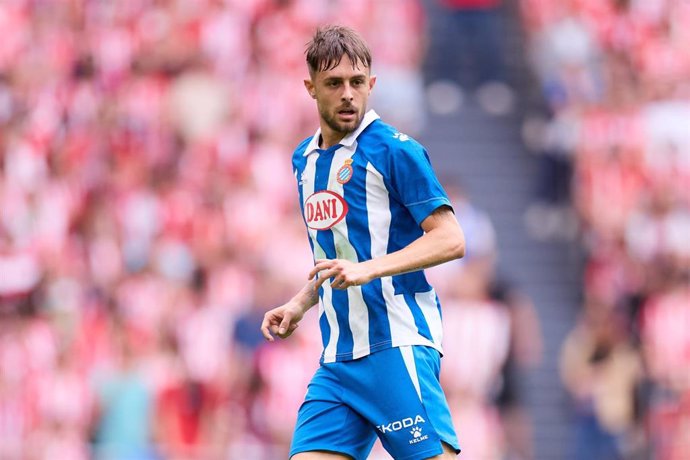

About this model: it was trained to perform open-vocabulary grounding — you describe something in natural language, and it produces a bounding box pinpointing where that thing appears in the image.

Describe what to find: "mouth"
[337,107,357,121]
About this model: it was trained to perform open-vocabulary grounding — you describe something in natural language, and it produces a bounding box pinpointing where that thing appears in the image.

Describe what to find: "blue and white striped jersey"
[293,110,452,363]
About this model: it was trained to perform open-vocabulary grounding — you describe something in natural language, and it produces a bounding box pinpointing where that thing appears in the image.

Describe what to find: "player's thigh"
[291,451,354,460]
[290,366,377,459]
[290,396,376,459]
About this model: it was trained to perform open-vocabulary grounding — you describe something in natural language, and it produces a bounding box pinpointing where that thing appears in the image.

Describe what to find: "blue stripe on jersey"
[363,281,392,352]
[402,293,433,343]
[392,272,433,296]
[332,290,353,360]
[319,308,332,354]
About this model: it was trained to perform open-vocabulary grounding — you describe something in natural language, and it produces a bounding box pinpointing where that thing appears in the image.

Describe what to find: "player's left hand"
[309,259,372,291]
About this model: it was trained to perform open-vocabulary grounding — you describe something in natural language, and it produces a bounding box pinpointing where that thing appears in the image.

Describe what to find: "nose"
[341,83,354,102]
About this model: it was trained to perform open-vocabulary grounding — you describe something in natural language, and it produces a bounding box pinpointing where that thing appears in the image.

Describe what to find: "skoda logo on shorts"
[377,415,430,445]
[376,415,426,434]
[304,190,348,230]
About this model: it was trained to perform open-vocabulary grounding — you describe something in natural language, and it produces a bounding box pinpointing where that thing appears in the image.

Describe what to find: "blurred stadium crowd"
[0,0,687,459]
[521,0,690,459]
[0,1,521,459]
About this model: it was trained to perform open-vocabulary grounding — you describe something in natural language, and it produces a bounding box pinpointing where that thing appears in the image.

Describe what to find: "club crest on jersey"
[336,159,354,184]
[304,190,348,230]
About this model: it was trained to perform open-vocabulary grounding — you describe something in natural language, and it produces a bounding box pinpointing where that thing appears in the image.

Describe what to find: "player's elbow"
[456,239,466,260]
[449,231,465,260]
[424,208,466,261]
[443,226,465,261]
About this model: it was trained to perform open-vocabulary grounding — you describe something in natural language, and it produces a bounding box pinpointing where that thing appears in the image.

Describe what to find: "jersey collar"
[303,109,380,156]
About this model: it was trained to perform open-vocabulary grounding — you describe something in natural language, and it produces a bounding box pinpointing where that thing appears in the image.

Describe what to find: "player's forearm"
[363,223,465,279]
[291,278,321,311]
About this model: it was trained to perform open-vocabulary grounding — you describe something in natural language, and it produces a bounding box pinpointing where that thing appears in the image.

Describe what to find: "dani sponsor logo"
[304,190,348,230]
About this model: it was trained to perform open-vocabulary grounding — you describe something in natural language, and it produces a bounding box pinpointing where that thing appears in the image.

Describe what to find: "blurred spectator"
[153,352,226,460]
[642,98,690,193]
[29,341,93,460]
[528,0,604,109]
[491,276,543,460]
[560,301,644,460]
[91,323,156,460]
[167,58,231,145]
[641,276,690,395]
[173,268,233,387]
[624,185,690,269]
[0,303,35,460]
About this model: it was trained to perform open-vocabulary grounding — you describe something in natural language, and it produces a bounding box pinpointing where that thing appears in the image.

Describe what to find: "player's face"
[305,55,376,146]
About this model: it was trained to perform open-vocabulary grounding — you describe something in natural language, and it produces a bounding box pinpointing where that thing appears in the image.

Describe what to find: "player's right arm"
[261,278,320,341]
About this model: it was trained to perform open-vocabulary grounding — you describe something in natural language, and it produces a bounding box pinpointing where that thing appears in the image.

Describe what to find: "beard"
[319,104,364,136]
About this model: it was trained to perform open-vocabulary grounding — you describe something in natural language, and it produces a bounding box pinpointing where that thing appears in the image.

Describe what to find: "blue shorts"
[289,345,460,460]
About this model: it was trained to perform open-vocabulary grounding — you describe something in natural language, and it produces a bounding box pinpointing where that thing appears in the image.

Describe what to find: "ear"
[304,79,316,99]
[368,75,377,94]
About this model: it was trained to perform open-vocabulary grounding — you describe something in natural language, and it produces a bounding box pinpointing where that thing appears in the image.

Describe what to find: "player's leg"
[289,365,377,460]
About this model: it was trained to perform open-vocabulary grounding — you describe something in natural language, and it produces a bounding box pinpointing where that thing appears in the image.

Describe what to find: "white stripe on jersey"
[321,279,339,360]
[400,346,422,400]
[303,152,339,359]
[416,290,444,351]
[328,145,370,360]
[365,162,419,347]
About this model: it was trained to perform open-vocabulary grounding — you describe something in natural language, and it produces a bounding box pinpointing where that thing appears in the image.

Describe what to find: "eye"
[327,81,340,88]
[352,79,365,87]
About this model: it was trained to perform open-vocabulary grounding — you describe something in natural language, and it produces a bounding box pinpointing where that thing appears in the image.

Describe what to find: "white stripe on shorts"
[399,345,422,400]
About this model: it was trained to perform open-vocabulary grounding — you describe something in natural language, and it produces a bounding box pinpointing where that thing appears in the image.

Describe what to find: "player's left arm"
[310,205,465,290]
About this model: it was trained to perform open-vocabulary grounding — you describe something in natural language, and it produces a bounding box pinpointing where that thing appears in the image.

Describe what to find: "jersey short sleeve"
[386,138,452,226]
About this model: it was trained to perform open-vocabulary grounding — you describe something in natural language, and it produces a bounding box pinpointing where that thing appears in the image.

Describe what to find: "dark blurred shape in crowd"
[426,0,516,116]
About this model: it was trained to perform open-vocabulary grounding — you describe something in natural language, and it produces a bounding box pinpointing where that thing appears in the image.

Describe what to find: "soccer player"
[261,25,465,460]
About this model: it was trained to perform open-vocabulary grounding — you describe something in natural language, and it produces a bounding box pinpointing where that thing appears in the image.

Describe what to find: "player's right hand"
[261,303,304,341]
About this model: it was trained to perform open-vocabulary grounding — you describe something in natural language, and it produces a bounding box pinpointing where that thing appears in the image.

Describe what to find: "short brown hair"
[305,25,372,75]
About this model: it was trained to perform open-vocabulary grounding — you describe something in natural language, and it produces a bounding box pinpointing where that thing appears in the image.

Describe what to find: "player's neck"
[318,131,346,150]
